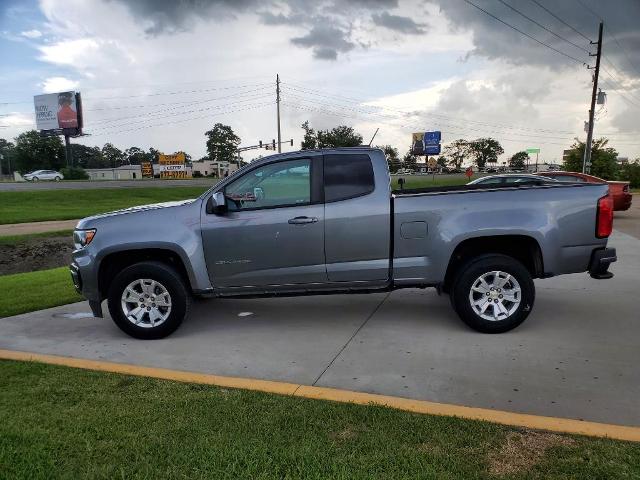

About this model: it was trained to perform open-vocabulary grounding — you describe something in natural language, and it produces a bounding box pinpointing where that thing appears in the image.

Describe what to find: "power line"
[495,0,590,53]
[527,0,592,42]
[461,0,589,66]
[282,82,639,137]
[284,83,576,135]
[89,94,273,134]
[87,89,272,127]
[283,91,579,141]
[88,102,274,137]
[0,82,273,106]
[607,32,640,78]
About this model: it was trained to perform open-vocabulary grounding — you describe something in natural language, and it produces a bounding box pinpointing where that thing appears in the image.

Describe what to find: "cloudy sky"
[1,0,639,163]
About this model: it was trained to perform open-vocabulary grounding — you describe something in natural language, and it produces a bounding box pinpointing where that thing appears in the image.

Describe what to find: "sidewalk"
[0,219,78,236]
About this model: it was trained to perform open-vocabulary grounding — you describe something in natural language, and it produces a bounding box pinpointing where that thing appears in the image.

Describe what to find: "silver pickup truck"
[70,147,617,339]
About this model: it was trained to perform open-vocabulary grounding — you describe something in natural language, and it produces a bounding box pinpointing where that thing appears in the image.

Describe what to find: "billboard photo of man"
[57,92,78,129]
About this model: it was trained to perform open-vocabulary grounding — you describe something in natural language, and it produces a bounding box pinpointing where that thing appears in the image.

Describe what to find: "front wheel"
[32,176,39,182]
[451,254,535,333]
[54,176,61,181]
[107,261,191,339]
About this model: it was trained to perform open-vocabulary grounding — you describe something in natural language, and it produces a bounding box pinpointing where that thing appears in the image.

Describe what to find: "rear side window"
[324,154,375,202]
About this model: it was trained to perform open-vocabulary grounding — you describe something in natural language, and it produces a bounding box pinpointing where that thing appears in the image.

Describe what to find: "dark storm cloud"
[291,24,356,60]
[109,0,260,34]
[428,0,640,79]
[371,11,426,34]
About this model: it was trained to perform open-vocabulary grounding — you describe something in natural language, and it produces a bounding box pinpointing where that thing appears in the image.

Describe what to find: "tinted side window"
[324,154,375,202]
[225,158,311,211]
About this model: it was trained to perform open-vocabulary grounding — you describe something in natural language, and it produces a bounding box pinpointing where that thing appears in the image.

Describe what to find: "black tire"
[32,176,39,182]
[450,254,535,333]
[107,261,191,339]
[54,176,61,181]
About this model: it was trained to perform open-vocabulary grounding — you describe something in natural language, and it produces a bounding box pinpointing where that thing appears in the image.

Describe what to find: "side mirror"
[206,192,228,215]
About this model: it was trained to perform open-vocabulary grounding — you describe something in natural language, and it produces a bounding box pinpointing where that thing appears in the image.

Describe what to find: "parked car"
[71,148,616,339]
[23,170,64,182]
[534,171,632,211]
[468,174,558,186]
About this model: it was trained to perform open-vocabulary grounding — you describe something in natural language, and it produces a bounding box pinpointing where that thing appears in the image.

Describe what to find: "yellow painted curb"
[1,348,639,443]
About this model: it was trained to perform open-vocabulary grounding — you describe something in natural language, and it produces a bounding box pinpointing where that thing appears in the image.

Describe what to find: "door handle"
[288,216,318,225]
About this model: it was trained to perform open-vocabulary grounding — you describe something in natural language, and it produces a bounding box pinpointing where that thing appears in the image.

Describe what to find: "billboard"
[34,91,82,132]
[158,152,191,179]
[141,162,153,178]
[411,131,442,156]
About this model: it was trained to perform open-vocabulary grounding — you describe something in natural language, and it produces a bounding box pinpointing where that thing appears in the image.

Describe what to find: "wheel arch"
[97,247,193,300]
[442,234,544,293]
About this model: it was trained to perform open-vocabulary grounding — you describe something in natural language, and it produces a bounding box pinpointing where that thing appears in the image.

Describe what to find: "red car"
[535,171,632,211]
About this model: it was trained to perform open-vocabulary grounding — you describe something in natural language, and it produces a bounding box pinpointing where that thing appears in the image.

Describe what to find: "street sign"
[427,157,437,169]
[423,131,441,146]
[526,148,540,154]
[424,144,441,155]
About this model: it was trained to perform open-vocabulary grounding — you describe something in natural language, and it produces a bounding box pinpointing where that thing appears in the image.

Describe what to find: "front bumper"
[589,247,617,279]
[70,261,103,318]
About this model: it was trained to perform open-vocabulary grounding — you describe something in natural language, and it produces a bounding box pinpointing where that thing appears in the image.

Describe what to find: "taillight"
[596,195,613,238]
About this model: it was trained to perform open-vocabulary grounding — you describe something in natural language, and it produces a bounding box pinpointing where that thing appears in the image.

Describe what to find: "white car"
[23,170,64,182]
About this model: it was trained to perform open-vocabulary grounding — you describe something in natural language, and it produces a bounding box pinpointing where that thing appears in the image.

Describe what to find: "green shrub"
[618,161,640,188]
[61,166,89,180]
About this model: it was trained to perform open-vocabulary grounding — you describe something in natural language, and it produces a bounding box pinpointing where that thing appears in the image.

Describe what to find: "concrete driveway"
[1,230,638,427]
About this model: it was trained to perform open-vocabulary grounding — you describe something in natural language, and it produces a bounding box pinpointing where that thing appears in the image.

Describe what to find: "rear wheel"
[107,261,190,339]
[450,254,534,333]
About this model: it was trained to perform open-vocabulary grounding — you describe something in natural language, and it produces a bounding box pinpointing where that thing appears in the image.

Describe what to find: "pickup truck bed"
[71,147,616,339]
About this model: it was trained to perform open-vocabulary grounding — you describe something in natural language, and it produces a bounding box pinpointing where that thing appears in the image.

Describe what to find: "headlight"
[73,229,96,249]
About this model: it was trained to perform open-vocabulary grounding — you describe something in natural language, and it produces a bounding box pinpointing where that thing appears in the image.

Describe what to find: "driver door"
[201,156,326,289]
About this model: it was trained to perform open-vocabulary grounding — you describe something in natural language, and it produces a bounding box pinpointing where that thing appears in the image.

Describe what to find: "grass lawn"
[0,186,209,224]
[0,267,82,318]
[0,229,73,245]
[0,361,638,479]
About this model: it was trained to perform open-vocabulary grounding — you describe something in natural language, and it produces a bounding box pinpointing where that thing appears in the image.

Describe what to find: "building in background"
[86,165,142,180]
[191,160,238,178]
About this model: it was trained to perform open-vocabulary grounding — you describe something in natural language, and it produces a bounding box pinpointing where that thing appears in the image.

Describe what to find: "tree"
[378,145,400,173]
[403,150,418,171]
[13,130,65,173]
[618,159,640,188]
[300,121,363,149]
[300,121,317,150]
[71,144,106,169]
[317,125,363,148]
[563,138,618,180]
[0,139,15,174]
[125,146,147,165]
[443,139,471,169]
[205,123,241,162]
[469,138,504,169]
[509,151,529,170]
[102,143,125,168]
[436,155,447,169]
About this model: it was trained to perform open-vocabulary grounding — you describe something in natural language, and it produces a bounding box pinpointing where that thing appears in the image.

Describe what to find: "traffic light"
[272,139,276,150]
[290,139,293,146]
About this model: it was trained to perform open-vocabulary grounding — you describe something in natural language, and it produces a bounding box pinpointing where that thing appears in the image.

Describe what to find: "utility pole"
[276,74,282,153]
[583,21,603,174]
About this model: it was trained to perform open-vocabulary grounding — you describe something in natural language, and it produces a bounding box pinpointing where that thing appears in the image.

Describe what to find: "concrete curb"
[1,348,639,443]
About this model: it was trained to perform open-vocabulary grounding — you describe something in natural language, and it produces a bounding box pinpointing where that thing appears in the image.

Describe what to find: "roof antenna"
[368,128,379,146]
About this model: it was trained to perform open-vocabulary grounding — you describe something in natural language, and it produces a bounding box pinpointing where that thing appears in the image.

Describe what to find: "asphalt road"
[0,179,218,191]
[615,198,640,240]
[1,229,638,427]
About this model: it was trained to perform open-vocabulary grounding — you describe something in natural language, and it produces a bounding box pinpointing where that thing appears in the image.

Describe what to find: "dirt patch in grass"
[488,429,575,476]
[0,235,72,275]
[330,426,359,441]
